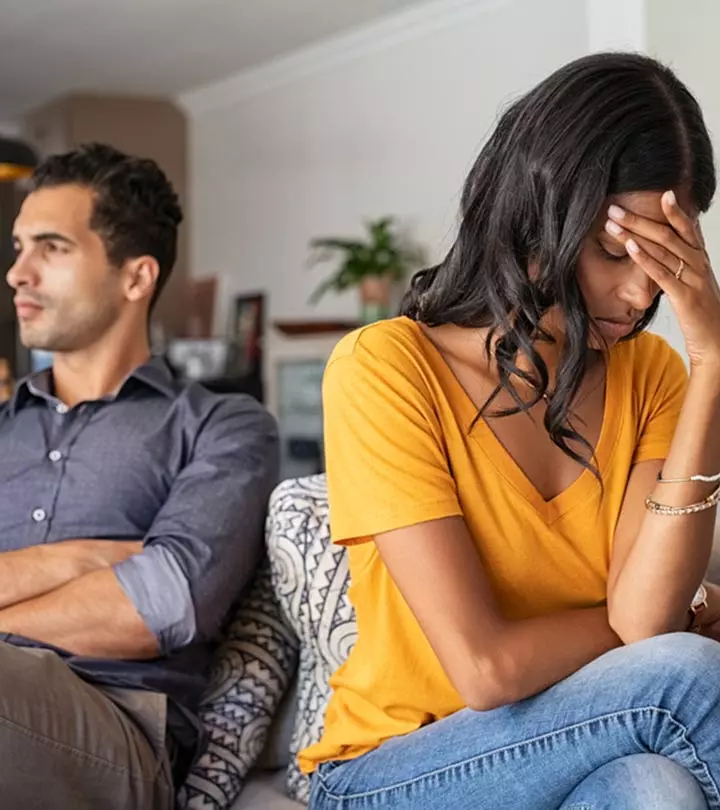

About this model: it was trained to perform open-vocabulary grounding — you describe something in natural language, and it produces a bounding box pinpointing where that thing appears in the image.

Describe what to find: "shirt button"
[32,508,47,523]
[55,403,69,415]
[48,450,62,462]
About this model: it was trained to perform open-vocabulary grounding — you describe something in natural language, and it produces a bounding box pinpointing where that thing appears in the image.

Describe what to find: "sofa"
[178,474,720,810]
[177,475,348,810]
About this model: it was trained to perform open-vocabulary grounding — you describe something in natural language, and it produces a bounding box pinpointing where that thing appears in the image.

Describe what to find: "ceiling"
[0,0,426,120]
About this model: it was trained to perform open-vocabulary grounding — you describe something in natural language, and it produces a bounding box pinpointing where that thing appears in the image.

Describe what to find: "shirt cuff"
[113,543,196,655]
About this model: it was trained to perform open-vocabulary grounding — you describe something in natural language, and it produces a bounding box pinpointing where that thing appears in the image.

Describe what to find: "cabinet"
[0,182,22,373]
[265,329,351,481]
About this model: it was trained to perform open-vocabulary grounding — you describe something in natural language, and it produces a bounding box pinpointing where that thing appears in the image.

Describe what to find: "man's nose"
[6,252,32,290]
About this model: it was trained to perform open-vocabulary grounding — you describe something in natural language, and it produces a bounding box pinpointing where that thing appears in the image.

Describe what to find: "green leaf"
[307,215,425,303]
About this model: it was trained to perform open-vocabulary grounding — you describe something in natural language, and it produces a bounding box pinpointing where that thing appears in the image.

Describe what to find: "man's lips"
[14,298,44,318]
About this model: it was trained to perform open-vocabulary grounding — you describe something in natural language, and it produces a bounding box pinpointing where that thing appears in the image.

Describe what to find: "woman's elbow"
[454,658,520,712]
[608,602,682,646]
[463,688,514,712]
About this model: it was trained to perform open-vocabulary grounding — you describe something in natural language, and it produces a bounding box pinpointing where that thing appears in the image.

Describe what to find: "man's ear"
[123,256,160,304]
[527,259,540,282]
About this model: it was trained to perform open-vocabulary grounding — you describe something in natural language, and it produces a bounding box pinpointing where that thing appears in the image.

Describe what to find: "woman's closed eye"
[597,241,628,262]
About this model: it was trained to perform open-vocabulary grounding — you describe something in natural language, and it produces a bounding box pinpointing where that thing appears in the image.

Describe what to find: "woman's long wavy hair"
[401,52,716,473]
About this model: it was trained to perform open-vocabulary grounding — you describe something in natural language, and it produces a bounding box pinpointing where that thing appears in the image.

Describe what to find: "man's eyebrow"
[13,231,77,246]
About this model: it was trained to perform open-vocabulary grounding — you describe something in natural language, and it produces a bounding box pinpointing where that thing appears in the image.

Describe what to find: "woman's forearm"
[610,364,720,642]
[474,606,620,710]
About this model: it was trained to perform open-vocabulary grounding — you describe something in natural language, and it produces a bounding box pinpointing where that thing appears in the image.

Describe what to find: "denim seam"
[316,705,720,805]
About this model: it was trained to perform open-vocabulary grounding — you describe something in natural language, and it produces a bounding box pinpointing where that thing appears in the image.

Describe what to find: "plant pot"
[359,275,392,324]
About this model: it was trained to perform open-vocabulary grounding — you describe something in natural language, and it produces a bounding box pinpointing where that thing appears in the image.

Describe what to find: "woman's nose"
[618,264,658,311]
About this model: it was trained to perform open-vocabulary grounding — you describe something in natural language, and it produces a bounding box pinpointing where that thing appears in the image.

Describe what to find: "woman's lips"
[595,318,636,339]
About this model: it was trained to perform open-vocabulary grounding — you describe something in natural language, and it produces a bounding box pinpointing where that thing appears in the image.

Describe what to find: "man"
[0,143,279,808]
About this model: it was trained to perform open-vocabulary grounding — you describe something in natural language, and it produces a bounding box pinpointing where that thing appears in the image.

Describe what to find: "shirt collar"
[123,355,178,399]
[8,355,177,415]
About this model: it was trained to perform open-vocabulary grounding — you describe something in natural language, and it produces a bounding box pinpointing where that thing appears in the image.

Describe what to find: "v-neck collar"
[405,317,624,524]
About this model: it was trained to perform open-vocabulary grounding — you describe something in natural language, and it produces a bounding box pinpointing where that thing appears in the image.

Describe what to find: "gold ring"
[675,258,685,281]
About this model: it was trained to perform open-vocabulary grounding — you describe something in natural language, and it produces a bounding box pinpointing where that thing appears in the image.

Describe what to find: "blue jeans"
[309,633,720,810]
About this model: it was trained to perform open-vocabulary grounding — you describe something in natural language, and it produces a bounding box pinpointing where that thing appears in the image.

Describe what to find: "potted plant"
[308,217,425,324]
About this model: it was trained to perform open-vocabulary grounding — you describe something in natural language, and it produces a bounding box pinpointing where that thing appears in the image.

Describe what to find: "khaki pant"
[0,642,173,809]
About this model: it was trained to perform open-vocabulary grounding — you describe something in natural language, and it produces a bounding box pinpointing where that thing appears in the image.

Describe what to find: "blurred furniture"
[180,475,339,810]
[0,136,36,181]
[201,373,263,403]
[185,278,217,339]
[0,181,22,375]
[0,357,12,402]
[265,323,357,480]
[165,339,264,403]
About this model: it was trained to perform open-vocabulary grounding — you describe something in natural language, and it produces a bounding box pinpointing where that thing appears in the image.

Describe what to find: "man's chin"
[18,329,54,353]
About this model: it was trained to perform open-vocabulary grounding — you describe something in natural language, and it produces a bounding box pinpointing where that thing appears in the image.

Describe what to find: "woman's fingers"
[660,191,704,249]
[604,221,698,287]
[606,194,720,369]
[624,238,688,297]
[607,200,703,269]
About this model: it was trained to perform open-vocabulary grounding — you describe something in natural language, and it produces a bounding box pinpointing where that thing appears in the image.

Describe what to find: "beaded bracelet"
[657,470,720,484]
[645,482,720,516]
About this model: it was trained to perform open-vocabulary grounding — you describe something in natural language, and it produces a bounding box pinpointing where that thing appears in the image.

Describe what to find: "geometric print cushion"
[266,474,357,804]
[177,557,299,810]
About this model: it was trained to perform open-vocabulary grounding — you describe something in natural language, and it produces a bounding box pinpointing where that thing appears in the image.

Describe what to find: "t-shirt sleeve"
[323,334,462,545]
[632,340,688,465]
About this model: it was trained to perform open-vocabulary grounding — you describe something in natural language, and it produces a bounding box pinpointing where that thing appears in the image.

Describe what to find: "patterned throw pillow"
[177,558,299,810]
[266,475,357,803]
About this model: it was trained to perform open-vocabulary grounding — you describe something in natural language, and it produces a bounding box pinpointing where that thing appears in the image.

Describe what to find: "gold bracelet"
[645,482,720,516]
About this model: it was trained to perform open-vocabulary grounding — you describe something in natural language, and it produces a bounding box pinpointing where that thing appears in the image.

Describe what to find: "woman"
[301,53,720,809]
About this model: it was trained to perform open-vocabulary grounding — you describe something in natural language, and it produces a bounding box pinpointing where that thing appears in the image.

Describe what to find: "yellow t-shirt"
[298,316,687,774]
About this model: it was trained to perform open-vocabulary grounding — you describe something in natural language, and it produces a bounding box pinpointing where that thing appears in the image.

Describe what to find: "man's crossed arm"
[0,541,159,658]
[0,540,142,609]
[0,398,280,661]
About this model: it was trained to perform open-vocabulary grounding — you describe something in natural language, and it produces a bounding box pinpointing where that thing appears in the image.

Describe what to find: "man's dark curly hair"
[30,142,183,311]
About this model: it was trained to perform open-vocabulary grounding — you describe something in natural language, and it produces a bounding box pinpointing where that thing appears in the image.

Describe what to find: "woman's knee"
[609,632,720,683]
[560,754,708,810]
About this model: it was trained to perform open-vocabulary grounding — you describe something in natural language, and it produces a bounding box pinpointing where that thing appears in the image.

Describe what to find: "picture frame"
[230,292,265,377]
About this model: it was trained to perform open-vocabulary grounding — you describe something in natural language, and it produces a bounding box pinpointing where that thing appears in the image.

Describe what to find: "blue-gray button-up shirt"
[0,357,279,764]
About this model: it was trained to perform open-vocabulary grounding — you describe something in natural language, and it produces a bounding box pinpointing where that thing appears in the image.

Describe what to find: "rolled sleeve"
[113,396,279,655]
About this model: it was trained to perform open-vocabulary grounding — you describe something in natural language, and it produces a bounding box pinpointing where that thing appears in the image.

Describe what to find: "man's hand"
[0,567,159,659]
[0,540,143,610]
[63,539,144,571]
[0,541,158,659]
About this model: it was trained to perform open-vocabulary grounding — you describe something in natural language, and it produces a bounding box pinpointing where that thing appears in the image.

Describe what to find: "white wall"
[646,0,720,360]
[0,121,21,136]
[184,0,720,367]
[183,0,588,332]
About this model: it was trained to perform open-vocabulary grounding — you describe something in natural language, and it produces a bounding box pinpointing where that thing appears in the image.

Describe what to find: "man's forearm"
[0,540,143,610]
[0,567,159,659]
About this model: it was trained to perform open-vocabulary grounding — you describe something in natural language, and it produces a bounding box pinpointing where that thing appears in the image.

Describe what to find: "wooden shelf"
[273,319,361,337]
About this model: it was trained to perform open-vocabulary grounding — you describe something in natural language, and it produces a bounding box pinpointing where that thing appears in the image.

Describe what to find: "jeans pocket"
[318,760,345,777]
